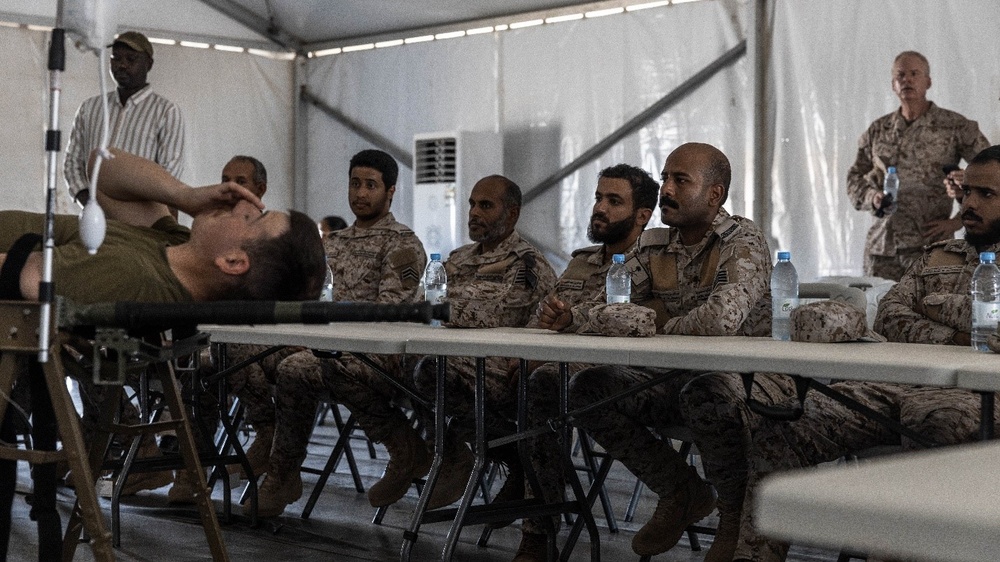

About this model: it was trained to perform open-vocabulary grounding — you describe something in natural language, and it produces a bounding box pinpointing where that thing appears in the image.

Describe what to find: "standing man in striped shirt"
[64,31,185,208]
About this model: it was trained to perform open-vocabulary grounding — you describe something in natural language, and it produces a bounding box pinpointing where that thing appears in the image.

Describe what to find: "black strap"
[0,233,42,300]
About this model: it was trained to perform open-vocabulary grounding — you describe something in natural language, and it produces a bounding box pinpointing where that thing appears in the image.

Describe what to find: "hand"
[944,170,965,200]
[175,182,265,216]
[537,294,572,331]
[871,191,884,212]
[922,217,962,241]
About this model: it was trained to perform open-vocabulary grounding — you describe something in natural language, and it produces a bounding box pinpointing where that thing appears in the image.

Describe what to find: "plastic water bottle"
[319,261,334,302]
[771,251,799,340]
[970,251,1000,352]
[880,166,899,217]
[424,253,447,327]
[606,253,631,304]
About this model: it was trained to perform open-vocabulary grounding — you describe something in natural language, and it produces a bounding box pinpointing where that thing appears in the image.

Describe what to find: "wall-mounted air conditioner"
[412,131,503,258]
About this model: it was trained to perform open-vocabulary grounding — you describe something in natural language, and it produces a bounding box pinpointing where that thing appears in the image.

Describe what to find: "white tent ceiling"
[0,0,641,50]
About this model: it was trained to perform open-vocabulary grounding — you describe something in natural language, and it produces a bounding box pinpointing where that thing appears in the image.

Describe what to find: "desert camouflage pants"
[270,349,411,474]
[411,355,516,444]
[521,361,593,534]
[225,343,298,428]
[735,381,999,562]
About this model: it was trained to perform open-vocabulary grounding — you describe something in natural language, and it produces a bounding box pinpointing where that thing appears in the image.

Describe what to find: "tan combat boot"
[426,441,475,510]
[167,469,209,505]
[512,531,556,562]
[253,467,303,518]
[631,469,717,556]
[366,424,431,507]
[704,501,741,562]
[229,424,274,481]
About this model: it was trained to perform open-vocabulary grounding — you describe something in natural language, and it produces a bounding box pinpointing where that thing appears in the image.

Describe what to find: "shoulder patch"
[640,227,672,248]
[571,244,602,258]
[926,245,967,269]
[714,218,741,241]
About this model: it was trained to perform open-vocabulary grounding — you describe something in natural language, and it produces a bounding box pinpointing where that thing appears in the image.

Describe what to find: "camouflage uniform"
[734,237,1000,561]
[268,213,426,474]
[846,103,989,280]
[568,211,795,532]
[522,238,641,534]
[411,231,556,440]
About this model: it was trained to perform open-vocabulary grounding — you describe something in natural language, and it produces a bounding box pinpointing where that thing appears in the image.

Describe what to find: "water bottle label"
[607,295,630,304]
[973,301,1000,328]
[425,288,446,306]
[774,298,798,319]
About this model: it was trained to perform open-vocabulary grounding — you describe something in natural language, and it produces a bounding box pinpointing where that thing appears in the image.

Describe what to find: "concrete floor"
[6,418,845,562]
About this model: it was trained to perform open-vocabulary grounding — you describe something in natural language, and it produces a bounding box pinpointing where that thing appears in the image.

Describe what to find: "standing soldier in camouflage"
[410,175,557,511]
[514,164,659,561]
[559,143,794,561]
[252,149,426,517]
[847,50,989,281]
[733,145,1000,562]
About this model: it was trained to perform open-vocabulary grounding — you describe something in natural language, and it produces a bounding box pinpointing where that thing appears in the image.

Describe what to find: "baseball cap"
[110,31,153,59]
[790,300,885,343]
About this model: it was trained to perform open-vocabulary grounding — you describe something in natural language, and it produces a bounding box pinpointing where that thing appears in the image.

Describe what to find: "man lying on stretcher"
[0,148,325,305]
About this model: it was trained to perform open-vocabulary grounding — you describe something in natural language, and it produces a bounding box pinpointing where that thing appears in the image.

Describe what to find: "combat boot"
[367,424,431,507]
[167,469,209,505]
[487,444,525,529]
[229,424,274,480]
[512,531,557,562]
[704,501,741,562]
[631,469,716,556]
[253,468,303,518]
[426,441,475,510]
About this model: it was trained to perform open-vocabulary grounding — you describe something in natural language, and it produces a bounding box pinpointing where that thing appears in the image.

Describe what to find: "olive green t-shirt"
[0,211,192,304]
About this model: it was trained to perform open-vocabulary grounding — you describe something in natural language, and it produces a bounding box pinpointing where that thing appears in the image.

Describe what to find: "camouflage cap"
[790,300,885,343]
[579,303,656,337]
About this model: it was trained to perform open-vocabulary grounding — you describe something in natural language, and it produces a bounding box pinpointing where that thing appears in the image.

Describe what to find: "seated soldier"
[410,175,557,511]
[562,143,793,562]
[733,145,1000,562]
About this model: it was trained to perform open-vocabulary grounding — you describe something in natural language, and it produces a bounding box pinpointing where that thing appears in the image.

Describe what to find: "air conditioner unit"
[413,131,503,258]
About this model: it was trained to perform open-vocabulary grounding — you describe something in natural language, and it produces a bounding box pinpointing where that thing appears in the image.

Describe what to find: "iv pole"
[38,3,68,363]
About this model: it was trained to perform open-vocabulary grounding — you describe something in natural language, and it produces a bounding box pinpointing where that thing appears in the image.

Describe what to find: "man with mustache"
[847,51,988,281]
[559,143,794,561]
[253,149,427,517]
[409,175,557,511]
[733,145,1000,562]
[65,32,185,210]
[514,163,659,561]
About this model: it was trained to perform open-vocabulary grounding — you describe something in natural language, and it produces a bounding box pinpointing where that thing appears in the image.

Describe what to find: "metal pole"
[38,25,67,362]
[522,40,748,206]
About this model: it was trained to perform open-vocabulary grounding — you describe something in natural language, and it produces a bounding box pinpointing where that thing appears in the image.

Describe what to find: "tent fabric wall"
[303,0,747,267]
[0,25,294,216]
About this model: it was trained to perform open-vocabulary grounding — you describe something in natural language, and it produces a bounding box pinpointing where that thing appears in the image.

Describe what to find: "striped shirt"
[63,85,185,199]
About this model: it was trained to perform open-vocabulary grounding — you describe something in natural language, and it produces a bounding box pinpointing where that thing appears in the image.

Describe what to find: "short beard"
[588,213,636,245]
[470,219,508,245]
[965,218,1000,248]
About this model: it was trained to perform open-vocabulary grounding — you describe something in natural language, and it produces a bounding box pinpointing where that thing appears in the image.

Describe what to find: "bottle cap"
[776,251,791,260]
[612,253,625,264]
[887,166,896,174]
[430,253,441,261]
[980,252,996,263]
